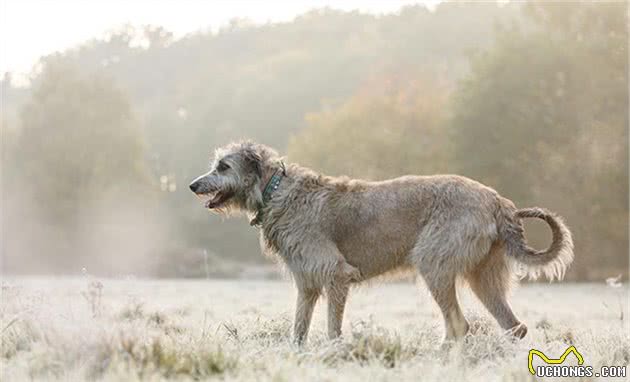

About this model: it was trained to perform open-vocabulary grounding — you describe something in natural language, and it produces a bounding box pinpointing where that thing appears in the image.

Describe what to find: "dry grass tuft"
[1,318,40,359]
[93,335,237,379]
[318,320,416,367]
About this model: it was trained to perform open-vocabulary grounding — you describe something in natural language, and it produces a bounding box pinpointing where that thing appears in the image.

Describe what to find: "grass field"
[1,277,628,381]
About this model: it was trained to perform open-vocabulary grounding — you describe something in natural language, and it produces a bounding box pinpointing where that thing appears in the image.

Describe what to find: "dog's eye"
[217,161,230,172]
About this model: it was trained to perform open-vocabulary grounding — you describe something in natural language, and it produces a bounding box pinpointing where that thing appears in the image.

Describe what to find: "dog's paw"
[507,323,528,339]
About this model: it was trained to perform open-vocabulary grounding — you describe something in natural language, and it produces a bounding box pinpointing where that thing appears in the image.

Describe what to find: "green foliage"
[3,63,161,273]
[13,62,149,221]
[450,2,628,277]
[289,73,452,179]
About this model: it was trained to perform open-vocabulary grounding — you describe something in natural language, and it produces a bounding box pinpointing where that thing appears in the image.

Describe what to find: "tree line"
[1,2,627,280]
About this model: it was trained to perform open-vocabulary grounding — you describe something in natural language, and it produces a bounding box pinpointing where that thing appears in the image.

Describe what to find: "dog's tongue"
[204,192,222,208]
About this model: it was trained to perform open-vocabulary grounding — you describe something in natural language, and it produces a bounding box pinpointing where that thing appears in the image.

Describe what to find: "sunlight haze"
[0,0,437,79]
[1,2,627,380]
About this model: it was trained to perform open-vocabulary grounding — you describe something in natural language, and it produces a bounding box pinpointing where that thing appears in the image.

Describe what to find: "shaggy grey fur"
[189,141,574,344]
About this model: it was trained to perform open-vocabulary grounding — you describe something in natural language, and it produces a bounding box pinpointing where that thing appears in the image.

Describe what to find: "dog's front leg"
[326,282,348,339]
[294,287,320,345]
[325,261,360,339]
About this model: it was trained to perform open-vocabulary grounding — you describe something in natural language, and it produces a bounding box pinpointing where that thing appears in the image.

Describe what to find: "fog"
[1,2,628,280]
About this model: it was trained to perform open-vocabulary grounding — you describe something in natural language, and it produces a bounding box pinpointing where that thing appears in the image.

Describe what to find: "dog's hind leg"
[412,212,502,341]
[294,286,321,345]
[412,224,473,341]
[466,242,528,339]
[418,268,469,341]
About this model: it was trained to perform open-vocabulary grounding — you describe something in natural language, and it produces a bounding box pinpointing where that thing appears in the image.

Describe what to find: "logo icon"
[528,346,584,375]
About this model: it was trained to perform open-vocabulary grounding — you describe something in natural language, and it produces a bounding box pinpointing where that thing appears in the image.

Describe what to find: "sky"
[0,0,439,80]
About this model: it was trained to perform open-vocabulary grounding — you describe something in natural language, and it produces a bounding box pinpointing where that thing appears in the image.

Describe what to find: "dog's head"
[189,141,280,213]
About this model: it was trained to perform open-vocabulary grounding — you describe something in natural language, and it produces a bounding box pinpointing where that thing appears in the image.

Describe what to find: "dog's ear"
[242,147,263,178]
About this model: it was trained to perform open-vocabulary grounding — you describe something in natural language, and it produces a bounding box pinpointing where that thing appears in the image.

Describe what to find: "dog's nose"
[189,181,200,193]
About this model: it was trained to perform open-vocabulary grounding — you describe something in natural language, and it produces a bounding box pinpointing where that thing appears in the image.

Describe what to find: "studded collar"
[250,166,285,227]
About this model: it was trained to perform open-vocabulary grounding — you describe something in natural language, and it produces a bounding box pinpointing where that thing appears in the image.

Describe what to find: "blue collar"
[250,168,284,227]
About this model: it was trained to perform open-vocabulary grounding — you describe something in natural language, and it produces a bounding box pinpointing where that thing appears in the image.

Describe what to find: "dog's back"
[308,174,501,280]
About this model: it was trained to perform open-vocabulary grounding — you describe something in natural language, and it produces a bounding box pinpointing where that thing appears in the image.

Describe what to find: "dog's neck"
[250,164,286,227]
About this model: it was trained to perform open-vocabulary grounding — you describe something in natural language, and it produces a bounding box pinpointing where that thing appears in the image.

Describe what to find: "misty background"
[1,1,627,281]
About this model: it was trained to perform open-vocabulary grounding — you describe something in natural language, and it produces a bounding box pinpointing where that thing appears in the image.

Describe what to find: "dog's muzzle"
[189,176,233,209]
[189,180,202,193]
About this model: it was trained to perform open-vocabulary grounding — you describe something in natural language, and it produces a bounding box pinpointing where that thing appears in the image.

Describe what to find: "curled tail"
[498,205,574,280]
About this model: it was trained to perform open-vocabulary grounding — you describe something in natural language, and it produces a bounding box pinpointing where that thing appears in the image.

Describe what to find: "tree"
[288,72,452,180]
[3,62,156,273]
[14,63,147,218]
[450,3,628,279]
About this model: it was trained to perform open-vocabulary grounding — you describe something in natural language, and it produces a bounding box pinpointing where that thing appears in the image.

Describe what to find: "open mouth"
[195,190,233,209]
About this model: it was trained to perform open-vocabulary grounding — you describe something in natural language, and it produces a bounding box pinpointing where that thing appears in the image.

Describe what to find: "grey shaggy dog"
[189,141,574,344]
